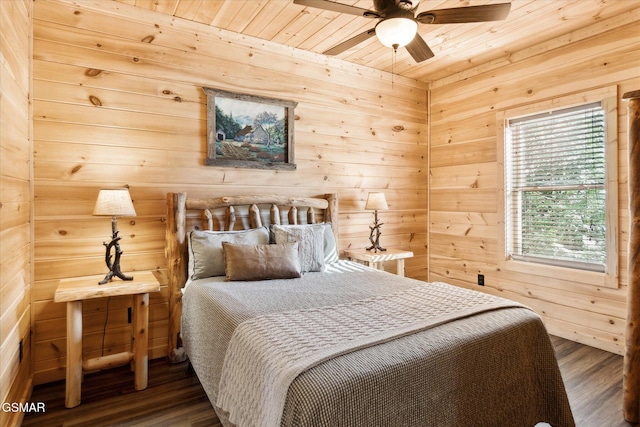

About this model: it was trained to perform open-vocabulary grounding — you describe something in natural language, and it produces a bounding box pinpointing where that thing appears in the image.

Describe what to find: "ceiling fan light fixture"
[375,17,418,49]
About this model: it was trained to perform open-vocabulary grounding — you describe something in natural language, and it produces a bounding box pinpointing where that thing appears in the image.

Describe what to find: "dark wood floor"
[550,336,631,427]
[22,336,631,427]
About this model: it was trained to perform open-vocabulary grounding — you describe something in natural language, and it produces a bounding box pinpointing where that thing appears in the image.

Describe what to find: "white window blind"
[505,102,606,272]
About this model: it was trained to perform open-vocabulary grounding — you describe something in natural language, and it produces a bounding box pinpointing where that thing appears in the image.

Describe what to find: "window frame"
[497,86,619,288]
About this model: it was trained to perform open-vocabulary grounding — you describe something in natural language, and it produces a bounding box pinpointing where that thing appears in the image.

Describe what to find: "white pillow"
[322,223,339,265]
[271,224,325,272]
[188,227,270,280]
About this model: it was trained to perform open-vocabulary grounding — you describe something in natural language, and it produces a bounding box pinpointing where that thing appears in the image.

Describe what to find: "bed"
[165,192,575,427]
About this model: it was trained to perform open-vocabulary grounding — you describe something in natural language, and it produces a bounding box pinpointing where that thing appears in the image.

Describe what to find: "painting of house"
[246,124,270,145]
[234,125,252,142]
[234,124,270,145]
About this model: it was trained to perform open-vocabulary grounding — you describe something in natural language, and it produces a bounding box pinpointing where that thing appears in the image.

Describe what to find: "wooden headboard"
[165,192,339,362]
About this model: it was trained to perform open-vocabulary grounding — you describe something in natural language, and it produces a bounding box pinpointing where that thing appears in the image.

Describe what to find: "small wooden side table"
[54,270,161,408]
[344,248,414,277]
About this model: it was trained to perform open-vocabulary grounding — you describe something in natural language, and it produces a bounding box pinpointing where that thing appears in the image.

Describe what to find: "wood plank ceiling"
[112,0,639,83]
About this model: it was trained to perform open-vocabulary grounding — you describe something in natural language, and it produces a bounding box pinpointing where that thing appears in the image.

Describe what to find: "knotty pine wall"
[429,12,640,355]
[0,0,33,425]
[30,0,428,384]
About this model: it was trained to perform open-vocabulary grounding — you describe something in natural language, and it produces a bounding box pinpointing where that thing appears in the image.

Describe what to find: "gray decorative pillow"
[222,242,301,281]
[271,224,325,272]
[188,227,269,280]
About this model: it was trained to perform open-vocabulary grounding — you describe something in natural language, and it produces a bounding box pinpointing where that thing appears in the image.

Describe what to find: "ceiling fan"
[293,0,511,62]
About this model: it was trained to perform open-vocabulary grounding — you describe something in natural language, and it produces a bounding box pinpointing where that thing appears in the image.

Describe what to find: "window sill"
[500,258,619,289]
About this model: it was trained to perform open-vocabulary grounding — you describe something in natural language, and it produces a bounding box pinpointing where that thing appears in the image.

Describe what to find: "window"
[506,102,606,271]
[497,88,618,288]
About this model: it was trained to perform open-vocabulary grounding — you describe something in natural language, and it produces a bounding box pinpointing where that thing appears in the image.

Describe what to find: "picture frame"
[203,87,297,170]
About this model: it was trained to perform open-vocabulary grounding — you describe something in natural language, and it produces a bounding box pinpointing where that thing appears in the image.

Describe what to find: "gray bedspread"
[182,261,575,427]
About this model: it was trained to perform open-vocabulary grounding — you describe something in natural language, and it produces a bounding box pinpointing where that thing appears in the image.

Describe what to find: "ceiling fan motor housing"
[398,0,418,10]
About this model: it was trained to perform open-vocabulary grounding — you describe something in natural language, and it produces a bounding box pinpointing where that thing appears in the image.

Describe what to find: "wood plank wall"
[429,11,640,355]
[30,0,428,384]
[0,0,33,426]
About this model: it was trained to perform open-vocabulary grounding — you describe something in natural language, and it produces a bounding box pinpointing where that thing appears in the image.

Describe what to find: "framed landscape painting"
[203,87,297,170]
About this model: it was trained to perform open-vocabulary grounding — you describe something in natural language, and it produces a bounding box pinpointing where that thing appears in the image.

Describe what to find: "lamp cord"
[101,296,111,356]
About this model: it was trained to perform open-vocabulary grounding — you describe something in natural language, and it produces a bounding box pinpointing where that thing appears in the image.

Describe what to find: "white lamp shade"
[365,192,389,211]
[93,188,137,217]
[375,17,418,48]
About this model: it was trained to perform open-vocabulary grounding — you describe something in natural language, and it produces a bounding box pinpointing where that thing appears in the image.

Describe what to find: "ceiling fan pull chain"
[392,43,398,88]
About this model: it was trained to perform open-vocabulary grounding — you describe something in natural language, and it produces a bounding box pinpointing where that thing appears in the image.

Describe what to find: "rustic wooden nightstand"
[343,248,414,277]
[54,270,161,408]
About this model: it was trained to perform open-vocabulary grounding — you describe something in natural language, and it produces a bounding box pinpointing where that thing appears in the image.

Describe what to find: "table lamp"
[93,188,137,285]
[365,192,388,252]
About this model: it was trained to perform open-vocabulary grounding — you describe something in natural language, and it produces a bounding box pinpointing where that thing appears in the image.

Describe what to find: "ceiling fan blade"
[293,0,374,17]
[323,29,377,55]
[416,3,511,24]
[405,34,434,62]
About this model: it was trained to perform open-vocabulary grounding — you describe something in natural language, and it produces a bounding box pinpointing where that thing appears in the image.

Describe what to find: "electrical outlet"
[478,274,485,286]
